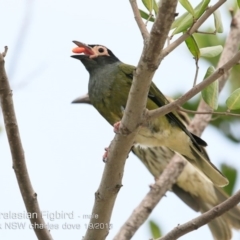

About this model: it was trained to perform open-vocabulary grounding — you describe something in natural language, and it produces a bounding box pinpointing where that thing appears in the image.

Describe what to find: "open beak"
[72,41,95,56]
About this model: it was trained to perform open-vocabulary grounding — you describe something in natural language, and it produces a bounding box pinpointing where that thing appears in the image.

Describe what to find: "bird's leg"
[113,121,121,133]
[103,143,131,162]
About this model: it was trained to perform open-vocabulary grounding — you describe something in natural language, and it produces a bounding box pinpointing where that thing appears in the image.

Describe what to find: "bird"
[72,93,240,240]
[71,40,228,188]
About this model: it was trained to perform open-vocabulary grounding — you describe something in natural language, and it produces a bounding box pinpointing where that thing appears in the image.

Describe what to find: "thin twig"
[159,190,240,240]
[179,107,240,117]
[129,0,149,41]
[0,48,53,240]
[145,13,154,26]
[193,58,199,87]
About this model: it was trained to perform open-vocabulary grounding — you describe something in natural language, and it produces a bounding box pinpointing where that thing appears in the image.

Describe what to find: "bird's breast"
[88,64,130,125]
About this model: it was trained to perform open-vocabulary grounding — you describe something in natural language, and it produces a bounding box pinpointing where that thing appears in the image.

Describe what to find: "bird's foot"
[103,145,130,162]
[113,121,121,133]
[103,147,109,162]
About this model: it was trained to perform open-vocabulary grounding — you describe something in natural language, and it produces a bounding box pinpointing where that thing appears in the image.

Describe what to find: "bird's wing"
[118,62,135,79]
[118,62,207,152]
[148,82,207,151]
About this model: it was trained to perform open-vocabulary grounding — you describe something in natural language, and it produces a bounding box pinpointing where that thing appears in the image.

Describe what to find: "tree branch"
[83,1,178,239]
[113,155,185,240]
[193,59,199,87]
[159,190,240,240]
[129,0,149,41]
[0,48,53,240]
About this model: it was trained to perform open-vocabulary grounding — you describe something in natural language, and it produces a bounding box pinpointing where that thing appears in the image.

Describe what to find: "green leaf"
[142,0,158,15]
[172,0,210,35]
[221,164,237,196]
[201,66,219,109]
[226,88,240,110]
[185,34,200,59]
[139,9,155,22]
[149,220,162,238]
[195,0,210,18]
[213,9,223,33]
[238,0,240,8]
[179,0,195,16]
[200,45,223,58]
[142,0,153,13]
[171,11,189,29]
[171,13,194,35]
[153,0,158,14]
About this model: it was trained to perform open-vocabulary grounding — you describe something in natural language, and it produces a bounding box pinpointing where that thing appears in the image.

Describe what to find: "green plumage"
[71,43,228,187]
[88,62,133,124]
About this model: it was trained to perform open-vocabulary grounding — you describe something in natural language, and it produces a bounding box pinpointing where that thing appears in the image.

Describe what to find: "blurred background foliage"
[183,8,240,144]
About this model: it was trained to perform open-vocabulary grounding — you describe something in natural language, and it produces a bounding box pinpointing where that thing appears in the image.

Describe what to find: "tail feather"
[214,187,240,229]
[132,145,240,239]
[201,203,232,240]
[199,198,240,240]
[188,145,229,187]
[176,159,240,240]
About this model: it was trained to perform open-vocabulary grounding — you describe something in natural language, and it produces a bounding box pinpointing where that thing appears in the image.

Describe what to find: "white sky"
[0,0,240,239]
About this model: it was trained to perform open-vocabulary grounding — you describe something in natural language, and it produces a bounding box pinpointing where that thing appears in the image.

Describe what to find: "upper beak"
[72,41,95,55]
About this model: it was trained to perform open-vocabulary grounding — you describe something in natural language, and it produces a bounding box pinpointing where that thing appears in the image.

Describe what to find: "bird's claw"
[113,121,121,133]
[103,147,109,162]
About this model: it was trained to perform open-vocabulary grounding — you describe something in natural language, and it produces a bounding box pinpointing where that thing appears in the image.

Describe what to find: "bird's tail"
[198,187,240,240]
[186,144,229,187]
[132,145,240,239]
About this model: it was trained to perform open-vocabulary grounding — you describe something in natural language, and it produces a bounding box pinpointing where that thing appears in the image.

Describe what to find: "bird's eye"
[98,47,104,53]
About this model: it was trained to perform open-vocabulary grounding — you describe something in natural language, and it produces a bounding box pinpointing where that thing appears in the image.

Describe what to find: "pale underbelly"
[135,126,192,158]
